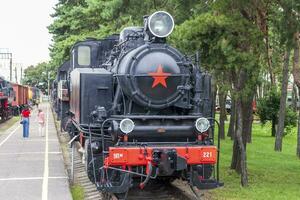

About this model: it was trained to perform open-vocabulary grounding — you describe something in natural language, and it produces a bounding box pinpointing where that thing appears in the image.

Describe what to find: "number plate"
[200,147,217,163]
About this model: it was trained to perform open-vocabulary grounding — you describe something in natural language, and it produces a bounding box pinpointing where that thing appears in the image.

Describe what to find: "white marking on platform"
[0,151,61,155]
[42,105,49,200]
[20,139,58,142]
[48,176,68,179]
[0,176,68,181]
[0,125,20,148]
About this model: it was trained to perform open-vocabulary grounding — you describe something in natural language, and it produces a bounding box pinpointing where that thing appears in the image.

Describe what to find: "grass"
[0,117,20,134]
[71,184,85,200]
[209,122,300,200]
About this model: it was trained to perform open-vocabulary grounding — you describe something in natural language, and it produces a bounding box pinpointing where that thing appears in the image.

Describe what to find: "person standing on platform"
[37,109,45,137]
[21,106,31,138]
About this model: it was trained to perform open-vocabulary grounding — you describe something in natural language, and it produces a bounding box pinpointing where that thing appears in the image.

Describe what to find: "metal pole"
[9,54,12,81]
[15,65,17,83]
[48,72,50,100]
[21,66,23,83]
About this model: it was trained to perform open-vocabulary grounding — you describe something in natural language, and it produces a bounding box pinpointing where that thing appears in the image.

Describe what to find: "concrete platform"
[0,103,72,200]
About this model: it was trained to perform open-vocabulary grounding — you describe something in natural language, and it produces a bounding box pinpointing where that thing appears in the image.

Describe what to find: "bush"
[257,89,297,136]
[284,107,298,135]
[257,89,280,125]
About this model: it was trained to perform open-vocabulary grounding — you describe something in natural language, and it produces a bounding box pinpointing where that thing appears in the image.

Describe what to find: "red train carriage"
[0,76,36,121]
[11,83,29,115]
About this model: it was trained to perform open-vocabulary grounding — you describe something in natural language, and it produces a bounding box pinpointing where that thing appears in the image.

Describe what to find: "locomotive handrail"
[208,117,221,183]
[114,74,190,77]
[68,134,79,147]
[110,115,202,119]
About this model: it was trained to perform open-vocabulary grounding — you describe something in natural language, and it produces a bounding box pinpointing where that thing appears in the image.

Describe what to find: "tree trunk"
[292,83,298,111]
[227,98,236,139]
[292,33,300,88]
[292,32,300,157]
[255,2,275,85]
[271,119,276,137]
[219,90,227,139]
[275,49,291,151]
[232,98,248,186]
[230,136,239,170]
[230,70,248,186]
[297,106,300,158]
[265,18,275,85]
[242,95,254,143]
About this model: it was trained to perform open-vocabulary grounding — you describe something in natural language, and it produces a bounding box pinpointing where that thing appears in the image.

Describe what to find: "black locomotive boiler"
[62,11,222,199]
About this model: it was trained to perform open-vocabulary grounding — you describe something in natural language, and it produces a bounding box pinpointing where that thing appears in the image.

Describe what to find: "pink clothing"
[38,123,44,136]
[38,112,45,124]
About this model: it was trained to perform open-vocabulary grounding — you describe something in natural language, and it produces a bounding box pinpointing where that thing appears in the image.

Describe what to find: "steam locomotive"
[55,11,222,199]
[0,77,14,121]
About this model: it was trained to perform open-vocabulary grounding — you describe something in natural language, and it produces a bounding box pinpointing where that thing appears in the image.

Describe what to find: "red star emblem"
[148,65,171,88]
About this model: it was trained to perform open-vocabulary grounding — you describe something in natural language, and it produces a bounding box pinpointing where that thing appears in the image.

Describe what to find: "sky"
[0,0,57,68]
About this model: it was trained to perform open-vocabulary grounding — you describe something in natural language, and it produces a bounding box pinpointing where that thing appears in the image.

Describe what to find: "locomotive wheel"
[114,191,128,200]
[101,192,112,200]
[84,139,103,183]
[84,138,131,196]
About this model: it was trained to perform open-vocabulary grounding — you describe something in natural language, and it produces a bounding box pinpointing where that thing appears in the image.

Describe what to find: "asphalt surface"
[0,103,72,200]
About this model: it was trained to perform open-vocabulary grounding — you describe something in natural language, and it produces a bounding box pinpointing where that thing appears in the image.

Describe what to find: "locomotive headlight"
[119,118,135,134]
[195,118,210,133]
[148,11,174,38]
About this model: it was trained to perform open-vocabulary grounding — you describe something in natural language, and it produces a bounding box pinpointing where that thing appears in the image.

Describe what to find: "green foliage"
[284,107,298,135]
[171,6,263,100]
[48,0,202,68]
[273,0,300,48]
[257,89,280,125]
[70,184,84,200]
[257,89,297,135]
[22,62,55,94]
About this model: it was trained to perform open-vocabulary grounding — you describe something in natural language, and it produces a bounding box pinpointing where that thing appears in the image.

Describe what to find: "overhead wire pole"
[0,52,13,81]
[15,65,17,83]
[48,71,50,99]
[9,54,12,81]
[21,66,23,83]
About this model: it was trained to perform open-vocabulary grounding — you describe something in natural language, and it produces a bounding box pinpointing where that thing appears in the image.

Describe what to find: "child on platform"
[37,109,45,137]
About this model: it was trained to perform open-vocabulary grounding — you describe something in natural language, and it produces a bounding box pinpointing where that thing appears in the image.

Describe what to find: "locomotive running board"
[104,146,217,167]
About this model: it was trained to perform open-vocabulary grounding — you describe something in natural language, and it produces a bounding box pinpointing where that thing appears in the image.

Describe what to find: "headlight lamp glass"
[119,118,135,134]
[195,117,210,133]
[148,11,174,38]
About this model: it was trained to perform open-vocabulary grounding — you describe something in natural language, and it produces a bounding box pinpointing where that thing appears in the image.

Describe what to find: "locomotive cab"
[71,39,99,69]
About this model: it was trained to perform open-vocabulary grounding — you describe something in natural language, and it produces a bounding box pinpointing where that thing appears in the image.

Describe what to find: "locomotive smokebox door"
[70,68,113,124]
[117,43,190,109]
